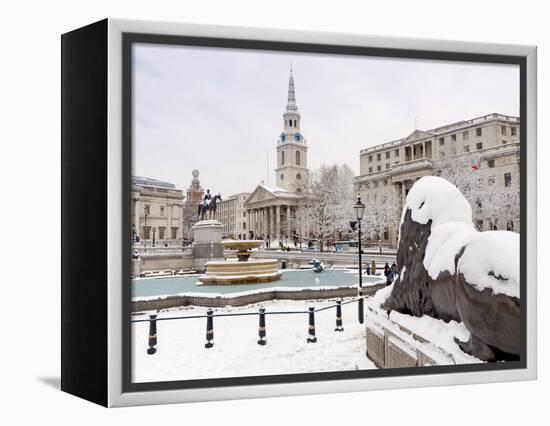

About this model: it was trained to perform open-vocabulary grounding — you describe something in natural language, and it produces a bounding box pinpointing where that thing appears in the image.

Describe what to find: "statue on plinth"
[197,189,222,220]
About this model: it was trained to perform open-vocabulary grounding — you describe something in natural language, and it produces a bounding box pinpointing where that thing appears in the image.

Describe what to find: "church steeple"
[281,64,302,140]
[286,64,298,113]
[276,64,308,194]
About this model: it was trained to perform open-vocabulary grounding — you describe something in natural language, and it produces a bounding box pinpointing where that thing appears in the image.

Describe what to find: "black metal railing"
[132,298,365,354]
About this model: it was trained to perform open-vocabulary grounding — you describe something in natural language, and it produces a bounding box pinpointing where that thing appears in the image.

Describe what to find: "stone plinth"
[192,220,224,273]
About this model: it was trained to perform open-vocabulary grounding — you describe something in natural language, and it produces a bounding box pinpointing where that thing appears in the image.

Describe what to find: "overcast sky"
[133,43,519,197]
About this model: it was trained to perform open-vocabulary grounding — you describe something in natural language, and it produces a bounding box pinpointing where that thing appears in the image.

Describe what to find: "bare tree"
[362,185,400,253]
[297,164,355,252]
[436,153,519,232]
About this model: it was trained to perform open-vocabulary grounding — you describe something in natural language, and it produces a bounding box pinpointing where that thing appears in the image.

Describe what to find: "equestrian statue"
[197,189,222,220]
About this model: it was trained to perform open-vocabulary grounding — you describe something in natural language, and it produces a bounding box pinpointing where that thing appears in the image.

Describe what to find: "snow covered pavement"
[132,298,376,383]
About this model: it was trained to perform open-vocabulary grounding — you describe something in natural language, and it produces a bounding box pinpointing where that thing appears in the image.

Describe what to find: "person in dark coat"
[384,262,390,276]
[391,262,398,276]
[386,269,394,286]
[366,262,371,275]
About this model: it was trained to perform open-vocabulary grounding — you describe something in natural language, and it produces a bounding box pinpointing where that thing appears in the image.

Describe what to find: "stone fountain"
[198,240,282,285]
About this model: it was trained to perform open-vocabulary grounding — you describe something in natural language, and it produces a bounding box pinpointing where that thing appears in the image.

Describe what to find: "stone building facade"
[218,192,250,239]
[356,113,520,246]
[131,176,184,242]
[244,66,309,246]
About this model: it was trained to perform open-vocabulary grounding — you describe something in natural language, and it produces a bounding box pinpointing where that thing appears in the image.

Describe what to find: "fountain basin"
[222,239,263,262]
[199,259,282,285]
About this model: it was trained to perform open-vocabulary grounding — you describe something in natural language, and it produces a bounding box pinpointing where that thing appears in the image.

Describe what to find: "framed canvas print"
[61,18,537,407]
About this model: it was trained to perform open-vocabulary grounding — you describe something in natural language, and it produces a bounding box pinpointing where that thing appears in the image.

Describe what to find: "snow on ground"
[132,298,376,383]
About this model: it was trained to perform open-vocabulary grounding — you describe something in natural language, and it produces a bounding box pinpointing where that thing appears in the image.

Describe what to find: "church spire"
[286,63,298,113]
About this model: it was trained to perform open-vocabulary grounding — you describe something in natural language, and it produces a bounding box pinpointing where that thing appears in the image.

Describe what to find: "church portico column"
[247,209,251,238]
[270,206,275,245]
[286,206,291,242]
[276,205,281,243]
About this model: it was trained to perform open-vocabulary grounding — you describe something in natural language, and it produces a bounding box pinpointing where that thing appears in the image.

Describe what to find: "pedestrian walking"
[386,269,394,286]
[384,262,390,276]
[366,262,371,275]
[371,260,377,275]
[391,262,398,276]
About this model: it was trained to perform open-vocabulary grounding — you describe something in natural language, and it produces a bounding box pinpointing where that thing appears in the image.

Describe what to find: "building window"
[171,227,178,239]
[281,151,285,165]
[377,165,381,171]
[243,222,246,230]
[158,226,166,240]
[369,167,373,173]
[511,127,517,136]
[476,142,483,150]
[394,149,399,157]
[243,211,246,217]
[385,151,390,159]
[501,126,507,135]
[476,128,482,137]
[439,137,445,146]
[289,119,292,127]
[464,145,470,153]
[504,173,512,187]
[294,120,297,127]
[385,163,390,170]
[383,228,389,240]
[463,131,469,140]
[488,159,495,168]
[280,173,284,180]
[368,155,372,162]
[377,153,381,161]
[296,150,301,165]
[451,134,457,142]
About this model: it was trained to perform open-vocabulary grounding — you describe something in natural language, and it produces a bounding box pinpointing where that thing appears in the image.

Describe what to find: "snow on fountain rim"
[399,176,519,299]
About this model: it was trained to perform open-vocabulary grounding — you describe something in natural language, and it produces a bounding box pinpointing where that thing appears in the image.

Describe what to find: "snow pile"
[458,231,520,298]
[132,299,376,383]
[401,176,519,298]
[402,176,473,228]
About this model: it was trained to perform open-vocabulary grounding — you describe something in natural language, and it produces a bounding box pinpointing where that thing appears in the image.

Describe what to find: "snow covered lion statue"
[382,176,520,361]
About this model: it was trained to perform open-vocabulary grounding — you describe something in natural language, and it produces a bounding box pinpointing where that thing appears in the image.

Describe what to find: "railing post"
[334,299,344,332]
[205,308,214,348]
[307,306,317,343]
[147,314,157,355]
[257,308,267,345]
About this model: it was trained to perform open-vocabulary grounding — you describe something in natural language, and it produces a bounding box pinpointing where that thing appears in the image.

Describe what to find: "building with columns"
[243,66,309,246]
[356,113,520,246]
[131,176,184,242]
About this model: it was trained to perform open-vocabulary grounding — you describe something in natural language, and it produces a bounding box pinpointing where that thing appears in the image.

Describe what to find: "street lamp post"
[353,196,366,324]
[152,226,157,247]
[143,206,150,247]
